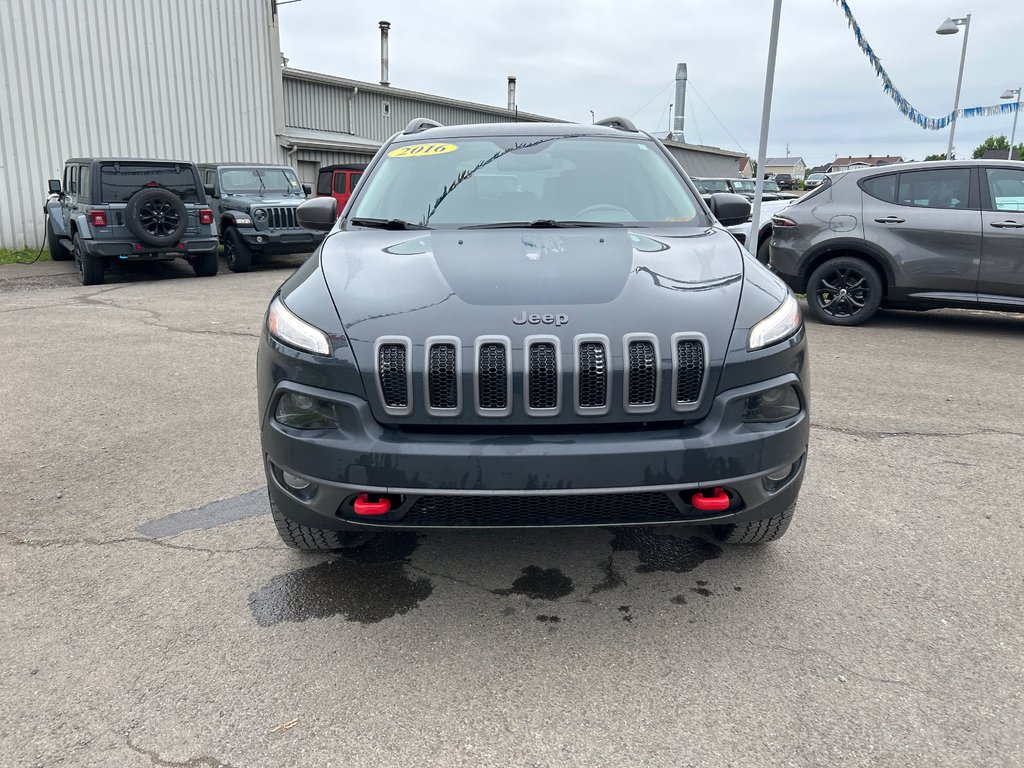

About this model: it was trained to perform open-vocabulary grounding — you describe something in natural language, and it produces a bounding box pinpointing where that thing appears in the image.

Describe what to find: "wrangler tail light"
[88,210,107,227]
[199,209,214,226]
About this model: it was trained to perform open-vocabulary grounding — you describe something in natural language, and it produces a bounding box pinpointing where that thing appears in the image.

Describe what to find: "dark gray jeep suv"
[46,159,219,285]
[198,163,325,272]
[257,118,809,550]
[770,160,1024,325]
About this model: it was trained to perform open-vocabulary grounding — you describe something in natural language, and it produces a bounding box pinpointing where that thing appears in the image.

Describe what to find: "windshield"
[100,164,200,203]
[763,180,780,191]
[350,135,702,228]
[220,167,301,195]
[808,174,825,181]
[731,179,755,193]
[696,179,730,193]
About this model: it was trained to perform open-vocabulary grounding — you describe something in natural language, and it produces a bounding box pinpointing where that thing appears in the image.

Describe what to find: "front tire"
[191,250,219,277]
[713,503,795,544]
[806,256,882,326]
[270,493,375,551]
[73,234,105,285]
[47,217,73,261]
[223,227,253,273]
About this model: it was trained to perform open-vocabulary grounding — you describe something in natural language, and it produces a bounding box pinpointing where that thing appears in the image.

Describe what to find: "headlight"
[743,384,802,423]
[748,293,801,351]
[267,296,330,355]
[252,208,268,222]
[275,392,337,429]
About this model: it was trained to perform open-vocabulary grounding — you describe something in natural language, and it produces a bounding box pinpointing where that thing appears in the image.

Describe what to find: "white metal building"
[1,1,748,249]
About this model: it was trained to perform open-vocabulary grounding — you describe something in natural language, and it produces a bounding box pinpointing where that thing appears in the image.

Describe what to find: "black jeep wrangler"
[198,164,325,272]
[46,159,219,285]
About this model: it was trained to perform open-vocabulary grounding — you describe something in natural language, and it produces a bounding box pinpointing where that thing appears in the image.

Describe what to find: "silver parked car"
[770,160,1024,325]
[803,173,827,190]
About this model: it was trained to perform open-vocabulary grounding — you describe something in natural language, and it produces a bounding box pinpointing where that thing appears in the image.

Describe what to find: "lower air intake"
[399,492,682,526]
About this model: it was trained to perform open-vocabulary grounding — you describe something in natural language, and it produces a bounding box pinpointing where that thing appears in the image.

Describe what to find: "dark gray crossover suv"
[257,118,809,550]
[771,160,1024,325]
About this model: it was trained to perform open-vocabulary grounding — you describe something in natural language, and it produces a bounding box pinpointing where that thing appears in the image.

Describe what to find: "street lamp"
[1001,87,1021,160]
[936,15,971,160]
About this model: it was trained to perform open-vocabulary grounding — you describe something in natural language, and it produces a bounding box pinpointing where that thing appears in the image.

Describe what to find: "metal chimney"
[671,63,687,142]
[507,76,517,112]
[379,21,390,86]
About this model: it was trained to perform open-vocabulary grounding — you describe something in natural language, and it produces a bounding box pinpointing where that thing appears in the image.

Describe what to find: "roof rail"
[403,118,443,135]
[594,116,639,133]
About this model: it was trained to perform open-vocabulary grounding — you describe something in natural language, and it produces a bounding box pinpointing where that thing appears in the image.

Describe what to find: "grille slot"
[526,339,559,413]
[426,340,459,414]
[376,340,410,414]
[626,337,658,410]
[477,339,510,415]
[267,207,298,229]
[397,492,683,527]
[674,338,705,406]
[576,338,609,413]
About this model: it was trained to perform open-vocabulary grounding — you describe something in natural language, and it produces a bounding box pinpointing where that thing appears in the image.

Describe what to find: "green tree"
[924,153,947,161]
[972,135,1024,160]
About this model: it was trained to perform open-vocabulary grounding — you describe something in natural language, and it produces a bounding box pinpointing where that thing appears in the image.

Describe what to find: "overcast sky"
[278,0,1024,166]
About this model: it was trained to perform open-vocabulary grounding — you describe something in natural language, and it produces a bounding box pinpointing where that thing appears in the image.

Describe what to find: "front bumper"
[261,375,809,531]
[81,238,219,258]
[239,228,325,254]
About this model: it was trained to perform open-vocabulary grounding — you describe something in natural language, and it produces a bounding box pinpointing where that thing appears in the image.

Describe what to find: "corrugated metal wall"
[0,0,281,249]
[662,144,745,178]
[283,74,551,145]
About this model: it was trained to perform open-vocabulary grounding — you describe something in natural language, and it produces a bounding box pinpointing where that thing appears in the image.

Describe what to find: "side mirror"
[296,197,338,231]
[204,184,217,198]
[708,192,752,227]
[48,179,62,195]
[301,183,312,196]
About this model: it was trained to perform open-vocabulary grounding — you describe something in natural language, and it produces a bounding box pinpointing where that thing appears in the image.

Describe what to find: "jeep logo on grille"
[512,312,569,327]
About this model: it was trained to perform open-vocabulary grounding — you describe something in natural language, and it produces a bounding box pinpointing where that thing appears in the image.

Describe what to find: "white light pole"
[936,15,972,160]
[747,0,783,256]
[1001,87,1021,160]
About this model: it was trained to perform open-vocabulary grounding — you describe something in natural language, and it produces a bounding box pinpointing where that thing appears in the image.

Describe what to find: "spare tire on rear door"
[125,187,188,247]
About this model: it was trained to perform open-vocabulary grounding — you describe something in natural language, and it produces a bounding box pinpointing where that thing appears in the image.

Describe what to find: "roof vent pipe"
[507,76,517,112]
[379,20,390,86]
[671,63,687,142]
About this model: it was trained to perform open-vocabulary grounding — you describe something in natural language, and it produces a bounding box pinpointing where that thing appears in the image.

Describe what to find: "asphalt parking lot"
[2,257,1022,768]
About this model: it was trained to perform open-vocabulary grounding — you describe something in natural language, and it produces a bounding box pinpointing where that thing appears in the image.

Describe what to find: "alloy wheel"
[138,199,181,238]
[814,267,871,319]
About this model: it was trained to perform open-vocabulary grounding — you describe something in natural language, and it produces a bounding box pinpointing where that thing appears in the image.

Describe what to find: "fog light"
[282,471,311,491]
[257,236,266,243]
[743,384,801,423]
[766,466,792,482]
[275,392,337,429]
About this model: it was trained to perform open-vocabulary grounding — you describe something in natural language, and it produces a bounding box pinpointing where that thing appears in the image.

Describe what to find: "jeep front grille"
[376,340,411,415]
[267,207,299,229]
[373,334,707,418]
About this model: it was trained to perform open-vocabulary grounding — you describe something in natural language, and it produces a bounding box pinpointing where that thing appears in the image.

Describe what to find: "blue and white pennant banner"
[834,0,1020,130]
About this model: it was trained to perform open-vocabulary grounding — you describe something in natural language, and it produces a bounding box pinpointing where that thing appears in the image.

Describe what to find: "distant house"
[764,157,806,178]
[806,164,831,176]
[828,155,904,172]
[737,155,754,178]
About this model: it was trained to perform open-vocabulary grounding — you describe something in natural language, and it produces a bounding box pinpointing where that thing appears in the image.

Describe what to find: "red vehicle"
[316,164,367,211]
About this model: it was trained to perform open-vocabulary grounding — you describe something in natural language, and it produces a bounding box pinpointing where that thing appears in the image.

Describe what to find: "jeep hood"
[318,226,746,424]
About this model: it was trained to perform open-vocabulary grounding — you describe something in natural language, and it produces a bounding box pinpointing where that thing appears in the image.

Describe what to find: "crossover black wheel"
[73,234,105,285]
[756,237,770,266]
[47,217,72,261]
[270,493,375,551]
[223,227,253,273]
[191,250,219,277]
[806,256,882,326]
[125,187,188,247]
[712,502,795,544]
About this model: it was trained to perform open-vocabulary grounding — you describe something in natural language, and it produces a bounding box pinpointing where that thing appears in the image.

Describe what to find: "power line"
[630,81,674,119]
[688,93,704,145]
[686,79,748,155]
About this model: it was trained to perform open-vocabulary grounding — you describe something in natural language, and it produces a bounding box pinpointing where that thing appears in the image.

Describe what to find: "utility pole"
[748,0,783,257]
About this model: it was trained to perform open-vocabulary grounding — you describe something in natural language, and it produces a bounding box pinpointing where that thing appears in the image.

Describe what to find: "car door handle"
[989,220,1024,229]
[874,216,905,224]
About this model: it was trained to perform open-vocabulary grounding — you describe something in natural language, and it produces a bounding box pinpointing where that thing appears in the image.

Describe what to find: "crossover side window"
[896,168,972,210]
[859,173,897,203]
[985,168,1024,212]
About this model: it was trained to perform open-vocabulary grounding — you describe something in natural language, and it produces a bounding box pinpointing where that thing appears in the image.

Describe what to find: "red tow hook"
[353,493,392,516]
[691,487,730,512]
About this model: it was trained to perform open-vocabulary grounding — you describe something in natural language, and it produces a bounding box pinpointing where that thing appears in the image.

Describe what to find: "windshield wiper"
[349,217,432,230]
[460,219,626,230]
